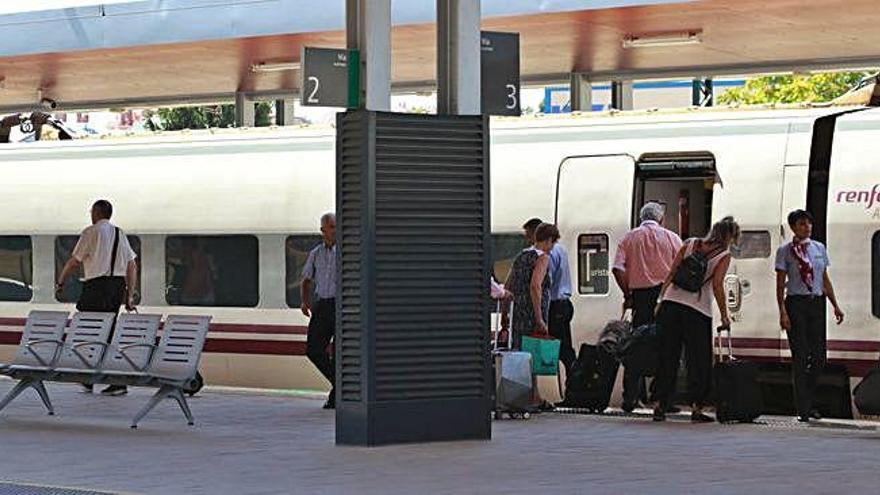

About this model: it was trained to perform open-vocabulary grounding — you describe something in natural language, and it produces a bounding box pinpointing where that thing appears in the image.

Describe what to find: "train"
[1,104,879,410]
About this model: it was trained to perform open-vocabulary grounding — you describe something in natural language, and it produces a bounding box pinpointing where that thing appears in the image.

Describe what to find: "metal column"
[692,78,714,107]
[610,80,634,110]
[346,0,391,111]
[570,72,592,112]
[437,0,481,115]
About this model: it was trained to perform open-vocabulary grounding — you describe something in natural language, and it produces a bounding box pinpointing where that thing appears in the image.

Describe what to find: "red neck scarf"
[790,237,814,292]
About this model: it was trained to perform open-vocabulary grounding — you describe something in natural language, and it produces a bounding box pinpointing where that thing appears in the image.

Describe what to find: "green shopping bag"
[521,335,561,376]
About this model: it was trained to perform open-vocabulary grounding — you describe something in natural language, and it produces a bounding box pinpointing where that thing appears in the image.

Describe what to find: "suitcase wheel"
[522,412,531,420]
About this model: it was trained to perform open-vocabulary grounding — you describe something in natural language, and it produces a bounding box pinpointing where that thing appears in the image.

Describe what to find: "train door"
[555,154,635,345]
[779,165,808,361]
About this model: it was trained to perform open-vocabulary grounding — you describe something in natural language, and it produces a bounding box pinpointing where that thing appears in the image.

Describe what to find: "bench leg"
[169,388,194,426]
[131,385,172,429]
[30,380,54,415]
[0,379,30,413]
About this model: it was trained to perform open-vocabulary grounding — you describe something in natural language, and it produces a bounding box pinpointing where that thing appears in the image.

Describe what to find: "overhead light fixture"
[250,62,302,73]
[622,30,702,49]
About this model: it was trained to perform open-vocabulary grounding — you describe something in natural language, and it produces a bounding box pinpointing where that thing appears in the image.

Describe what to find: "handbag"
[521,334,561,376]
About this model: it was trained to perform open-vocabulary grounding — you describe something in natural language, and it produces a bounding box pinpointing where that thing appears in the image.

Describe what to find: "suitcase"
[714,326,762,423]
[853,364,880,415]
[491,301,534,419]
[561,343,619,413]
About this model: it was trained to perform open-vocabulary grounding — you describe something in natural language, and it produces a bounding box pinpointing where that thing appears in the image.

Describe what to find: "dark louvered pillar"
[335,110,492,445]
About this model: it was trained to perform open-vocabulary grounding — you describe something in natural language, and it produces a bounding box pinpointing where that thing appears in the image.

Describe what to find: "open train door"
[555,154,635,344]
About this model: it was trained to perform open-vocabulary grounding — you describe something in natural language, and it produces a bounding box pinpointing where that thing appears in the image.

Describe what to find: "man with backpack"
[612,202,682,412]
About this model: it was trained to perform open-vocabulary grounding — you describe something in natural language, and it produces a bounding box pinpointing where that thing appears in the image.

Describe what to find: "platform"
[0,380,877,494]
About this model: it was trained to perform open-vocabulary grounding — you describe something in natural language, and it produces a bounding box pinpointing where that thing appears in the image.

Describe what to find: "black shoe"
[652,408,666,422]
[538,400,555,412]
[621,402,636,414]
[810,410,822,420]
[81,384,93,394]
[797,416,810,423]
[665,405,681,414]
[101,385,127,396]
[691,411,714,423]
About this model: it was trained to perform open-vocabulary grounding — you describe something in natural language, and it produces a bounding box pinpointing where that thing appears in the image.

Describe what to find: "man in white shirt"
[57,199,138,396]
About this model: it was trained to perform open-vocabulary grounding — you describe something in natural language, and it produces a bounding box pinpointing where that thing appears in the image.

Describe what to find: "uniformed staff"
[301,213,338,409]
[776,209,845,422]
[56,199,138,396]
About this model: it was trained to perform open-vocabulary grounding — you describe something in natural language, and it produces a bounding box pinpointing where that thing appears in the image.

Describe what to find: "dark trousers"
[307,298,336,393]
[622,285,662,406]
[655,301,713,408]
[785,295,827,417]
[548,299,576,374]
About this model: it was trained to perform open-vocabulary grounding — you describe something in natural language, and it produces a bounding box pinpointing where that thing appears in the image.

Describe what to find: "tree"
[717,71,875,105]
[145,102,273,131]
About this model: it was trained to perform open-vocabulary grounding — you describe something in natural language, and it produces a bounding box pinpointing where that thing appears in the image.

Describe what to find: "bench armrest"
[24,339,64,367]
[118,343,157,372]
[70,341,110,369]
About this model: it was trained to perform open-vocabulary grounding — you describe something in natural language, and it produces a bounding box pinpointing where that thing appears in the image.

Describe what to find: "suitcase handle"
[715,325,735,361]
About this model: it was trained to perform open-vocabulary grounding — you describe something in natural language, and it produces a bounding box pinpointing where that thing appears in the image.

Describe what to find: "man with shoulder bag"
[57,199,138,396]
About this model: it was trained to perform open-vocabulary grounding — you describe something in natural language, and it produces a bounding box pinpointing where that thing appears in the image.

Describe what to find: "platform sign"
[301,47,349,108]
[481,31,520,116]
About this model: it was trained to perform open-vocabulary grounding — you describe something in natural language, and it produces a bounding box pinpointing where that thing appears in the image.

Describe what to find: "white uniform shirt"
[72,219,137,281]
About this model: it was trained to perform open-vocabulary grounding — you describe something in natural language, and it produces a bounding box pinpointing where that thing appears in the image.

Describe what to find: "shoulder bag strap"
[109,227,120,277]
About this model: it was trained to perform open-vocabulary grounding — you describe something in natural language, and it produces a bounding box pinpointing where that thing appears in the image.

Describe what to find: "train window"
[873,232,880,319]
[165,235,259,307]
[285,235,322,308]
[55,235,141,304]
[491,234,528,284]
[0,236,33,302]
[577,234,610,295]
[732,231,771,259]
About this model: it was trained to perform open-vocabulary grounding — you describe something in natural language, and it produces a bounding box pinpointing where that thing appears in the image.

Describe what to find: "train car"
[1,105,878,407]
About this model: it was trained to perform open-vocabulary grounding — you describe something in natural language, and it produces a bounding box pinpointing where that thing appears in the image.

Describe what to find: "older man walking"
[612,202,682,412]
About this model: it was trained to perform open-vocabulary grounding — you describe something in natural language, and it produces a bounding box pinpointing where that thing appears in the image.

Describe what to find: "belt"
[787,294,824,301]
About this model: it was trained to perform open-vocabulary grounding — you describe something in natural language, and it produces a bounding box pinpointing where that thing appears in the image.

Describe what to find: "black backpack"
[672,241,724,293]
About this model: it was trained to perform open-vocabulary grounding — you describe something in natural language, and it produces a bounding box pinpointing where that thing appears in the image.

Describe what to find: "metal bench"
[0,311,76,414]
[98,314,212,428]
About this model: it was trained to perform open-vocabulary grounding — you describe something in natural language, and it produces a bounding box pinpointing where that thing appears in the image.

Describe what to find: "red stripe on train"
[0,318,308,336]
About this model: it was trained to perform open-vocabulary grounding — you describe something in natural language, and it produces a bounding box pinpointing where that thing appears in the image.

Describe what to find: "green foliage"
[145,102,273,131]
[717,71,874,105]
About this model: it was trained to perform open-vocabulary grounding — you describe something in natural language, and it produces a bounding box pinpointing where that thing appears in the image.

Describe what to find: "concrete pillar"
[570,72,592,112]
[610,80,633,110]
[346,0,391,111]
[436,0,481,115]
[275,99,296,125]
[235,92,255,127]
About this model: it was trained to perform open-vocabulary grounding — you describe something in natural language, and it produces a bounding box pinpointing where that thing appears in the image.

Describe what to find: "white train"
[1,105,879,405]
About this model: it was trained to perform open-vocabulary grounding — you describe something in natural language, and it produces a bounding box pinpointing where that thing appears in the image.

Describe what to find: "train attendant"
[56,199,138,396]
[776,209,845,422]
[547,225,576,377]
[653,216,739,423]
[301,213,339,409]
[612,202,682,412]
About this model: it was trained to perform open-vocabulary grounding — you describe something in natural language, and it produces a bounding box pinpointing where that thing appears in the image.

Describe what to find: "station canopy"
[0,0,878,111]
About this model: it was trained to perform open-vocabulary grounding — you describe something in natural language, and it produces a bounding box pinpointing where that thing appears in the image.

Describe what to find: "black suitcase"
[854,364,880,415]
[714,326,762,423]
[562,343,619,413]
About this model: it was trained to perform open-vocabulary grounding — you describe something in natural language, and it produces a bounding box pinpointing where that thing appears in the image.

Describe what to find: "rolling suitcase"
[714,326,762,423]
[853,364,880,416]
[562,343,619,413]
[491,301,534,419]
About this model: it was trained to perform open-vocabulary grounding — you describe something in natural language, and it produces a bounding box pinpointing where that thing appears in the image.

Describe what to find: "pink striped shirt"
[613,221,683,289]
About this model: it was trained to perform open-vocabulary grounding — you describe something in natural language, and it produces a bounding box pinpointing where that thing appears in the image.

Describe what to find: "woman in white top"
[652,216,740,422]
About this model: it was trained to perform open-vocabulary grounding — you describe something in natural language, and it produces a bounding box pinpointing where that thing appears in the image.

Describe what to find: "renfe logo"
[836,185,880,209]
